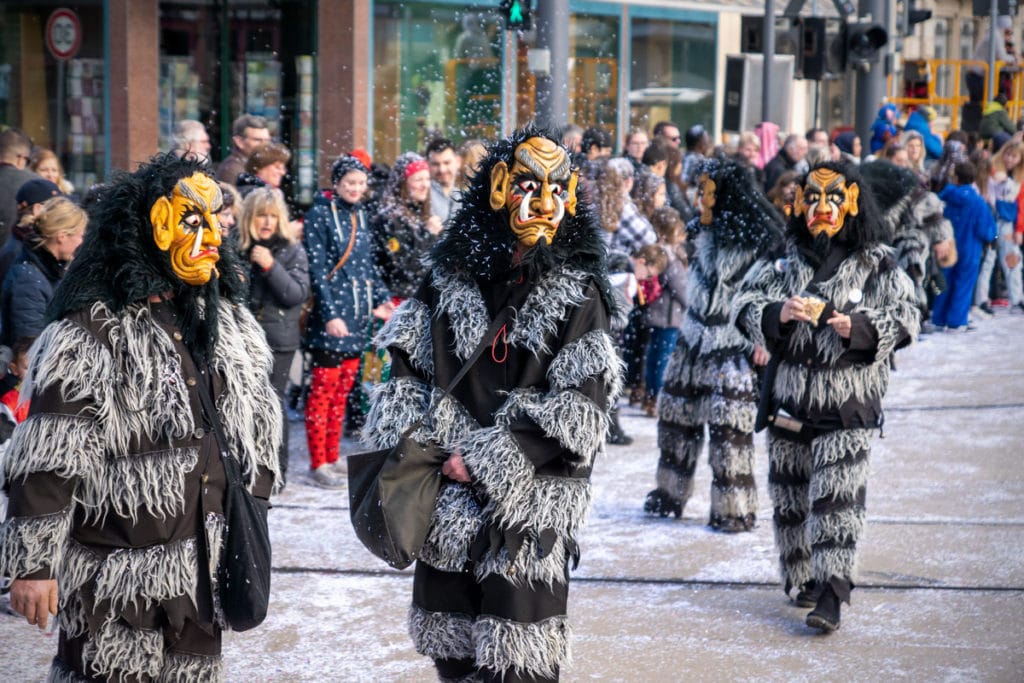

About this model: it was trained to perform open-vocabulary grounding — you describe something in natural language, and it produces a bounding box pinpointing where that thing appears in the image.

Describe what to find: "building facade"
[0,0,1012,200]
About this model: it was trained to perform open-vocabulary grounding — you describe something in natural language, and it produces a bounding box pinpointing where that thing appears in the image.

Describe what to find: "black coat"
[303,194,391,356]
[371,208,438,300]
[246,237,310,352]
[1,242,64,345]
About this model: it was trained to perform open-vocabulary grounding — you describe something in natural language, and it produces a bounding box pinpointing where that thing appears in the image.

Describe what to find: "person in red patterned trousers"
[302,155,393,488]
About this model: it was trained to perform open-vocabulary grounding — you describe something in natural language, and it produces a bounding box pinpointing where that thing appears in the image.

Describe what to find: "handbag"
[348,306,512,570]
[196,369,272,632]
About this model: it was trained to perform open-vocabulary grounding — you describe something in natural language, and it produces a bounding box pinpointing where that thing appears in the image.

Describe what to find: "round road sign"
[45,9,81,61]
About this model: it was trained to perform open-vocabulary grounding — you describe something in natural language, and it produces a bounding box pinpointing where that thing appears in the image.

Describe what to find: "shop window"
[373,3,503,162]
[569,14,619,137]
[628,17,715,137]
[158,1,317,204]
[0,3,105,192]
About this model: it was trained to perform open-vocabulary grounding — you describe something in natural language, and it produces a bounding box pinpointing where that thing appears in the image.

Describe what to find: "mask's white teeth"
[519,190,533,223]
[191,225,203,258]
[552,195,565,225]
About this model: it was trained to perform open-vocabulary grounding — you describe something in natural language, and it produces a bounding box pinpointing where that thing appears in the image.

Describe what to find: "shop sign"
[46,8,82,61]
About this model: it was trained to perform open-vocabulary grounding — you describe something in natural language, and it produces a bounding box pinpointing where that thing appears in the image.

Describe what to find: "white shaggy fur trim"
[474,614,570,679]
[419,484,485,572]
[0,508,71,579]
[506,268,589,356]
[708,440,756,478]
[92,536,199,617]
[432,270,490,361]
[473,531,574,587]
[547,329,624,404]
[212,302,283,490]
[680,314,752,356]
[375,297,435,376]
[77,448,199,525]
[458,427,535,530]
[205,512,227,629]
[57,541,101,639]
[21,316,113,418]
[775,361,891,412]
[813,546,859,584]
[808,507,865,547]
[409,603,476,661]
[423,391,481,452]
[81,619,163,680]
[710,484,758,519]
[496,389,607,468]
[658,392,710,428]
[361,376,432,449]
[4,413,105,483]
[156,651,223,682]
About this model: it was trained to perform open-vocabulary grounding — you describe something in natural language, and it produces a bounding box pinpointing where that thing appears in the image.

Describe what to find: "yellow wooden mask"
[489,137,578,247]
[149,172,223,286]
[793,168,859,239]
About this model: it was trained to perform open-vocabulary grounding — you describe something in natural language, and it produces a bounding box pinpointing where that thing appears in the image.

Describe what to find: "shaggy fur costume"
[364,128,620,682]
[649,157,783,530]
[1,156,280,681]
[731,160,919,605]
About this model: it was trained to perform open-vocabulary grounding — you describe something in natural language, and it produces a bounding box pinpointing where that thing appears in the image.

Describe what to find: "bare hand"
[780,296,810,323]
[441,452,470,483]
[10,579,58,630]
[827,311,852,339]
[250,245,274,270]
[372,301,395,321]
[425,215,444,236]
[932,240,951,261]
[1014,233,1023,247]
[752,345,770,367]
[325,318,350,338]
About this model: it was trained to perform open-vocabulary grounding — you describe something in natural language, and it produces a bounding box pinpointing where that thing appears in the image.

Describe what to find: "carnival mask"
[794,168,859,239]
[697,174,717,225]
[489,137,578,247]
[149,172,223,285]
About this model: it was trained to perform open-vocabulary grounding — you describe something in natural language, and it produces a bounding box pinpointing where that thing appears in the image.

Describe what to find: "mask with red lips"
[488,136,579,247]
[149,172,224,285]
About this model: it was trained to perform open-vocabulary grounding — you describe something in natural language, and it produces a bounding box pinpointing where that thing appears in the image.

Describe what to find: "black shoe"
[805,584,841,632]
[606,431,634,446]
[643,489,682,519]
[979,301,995,316]
[792,581,819,608]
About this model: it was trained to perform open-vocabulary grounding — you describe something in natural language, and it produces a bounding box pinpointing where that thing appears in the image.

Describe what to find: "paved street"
[3,312,1023,681]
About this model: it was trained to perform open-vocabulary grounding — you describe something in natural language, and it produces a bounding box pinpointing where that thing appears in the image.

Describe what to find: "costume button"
[186,377,197,387]
[193,427,205,439]
[173,331,183,341]
[806,359,813,367]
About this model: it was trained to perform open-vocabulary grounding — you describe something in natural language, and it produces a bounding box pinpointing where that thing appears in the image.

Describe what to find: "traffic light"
[500,0,531,31]
[844,21,887,67]
[901,0,933,36]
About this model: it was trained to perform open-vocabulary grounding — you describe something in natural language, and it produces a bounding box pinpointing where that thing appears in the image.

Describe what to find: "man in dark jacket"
[763,134,808,192]
[0,128,38,245]
[365,128,620,682]
[1,155,281,680]
[732,161,919,633]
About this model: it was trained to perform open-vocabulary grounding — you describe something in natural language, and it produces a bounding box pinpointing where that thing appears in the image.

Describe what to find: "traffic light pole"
[762,0,776,126]
[854,0,887,159]
[987,0,998,99]
[534,0,570,130]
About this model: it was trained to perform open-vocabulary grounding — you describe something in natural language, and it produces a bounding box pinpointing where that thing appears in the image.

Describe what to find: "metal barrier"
[887,58,1022,133]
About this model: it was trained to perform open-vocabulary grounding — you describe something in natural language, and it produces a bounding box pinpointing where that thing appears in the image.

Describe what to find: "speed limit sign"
[45,9,81,61]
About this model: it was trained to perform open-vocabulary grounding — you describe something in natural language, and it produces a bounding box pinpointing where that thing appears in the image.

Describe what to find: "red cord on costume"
[491,323,509,363]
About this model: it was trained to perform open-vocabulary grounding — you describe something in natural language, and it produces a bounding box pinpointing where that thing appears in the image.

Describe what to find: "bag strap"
[195,368,244,489]
[326,203,359,281]
[401,305,513,437]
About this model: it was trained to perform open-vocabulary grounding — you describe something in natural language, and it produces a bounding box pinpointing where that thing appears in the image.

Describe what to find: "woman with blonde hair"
[239,186,310,486]
[29,149,76,198]
[1,196,86,344]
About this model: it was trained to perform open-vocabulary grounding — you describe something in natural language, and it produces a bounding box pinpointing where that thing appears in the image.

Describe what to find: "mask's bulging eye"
[550,183,563,196]
[183,213,203,229]
[517,180,538,193]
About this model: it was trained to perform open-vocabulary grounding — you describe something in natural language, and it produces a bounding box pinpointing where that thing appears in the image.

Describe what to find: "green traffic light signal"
[501,0,531,30]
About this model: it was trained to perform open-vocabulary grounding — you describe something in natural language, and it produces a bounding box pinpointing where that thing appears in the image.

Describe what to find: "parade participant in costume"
[303,154,393,488]
[860,160,954,320]
[731,161,919,632]
[0,154,282,680]
[644,157,781,530]
[364,127,620,682]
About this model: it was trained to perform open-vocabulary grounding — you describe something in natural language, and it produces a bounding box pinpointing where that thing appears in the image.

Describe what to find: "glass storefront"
[158,1,317,202]
[629,13,716,137]
[0,2,105,191]
[371,1,716,164]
